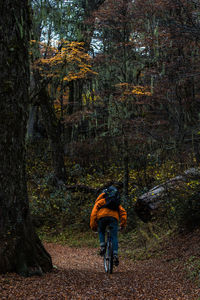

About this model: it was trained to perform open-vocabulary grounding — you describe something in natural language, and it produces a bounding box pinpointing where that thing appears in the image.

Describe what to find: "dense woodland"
[1,0,200,278]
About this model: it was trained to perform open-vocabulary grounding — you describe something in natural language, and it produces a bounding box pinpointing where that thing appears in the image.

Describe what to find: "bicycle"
[104,226,114,274]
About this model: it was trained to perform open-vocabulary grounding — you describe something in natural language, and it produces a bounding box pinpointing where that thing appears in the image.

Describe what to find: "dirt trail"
[1,240,199,300]
[45,243,199,300]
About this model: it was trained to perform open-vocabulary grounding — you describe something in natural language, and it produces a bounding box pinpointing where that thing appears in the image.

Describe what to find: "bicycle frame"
[104,226,113,274]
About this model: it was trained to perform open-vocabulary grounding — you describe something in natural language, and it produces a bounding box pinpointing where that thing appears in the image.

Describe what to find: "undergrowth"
[27,140,200,265]
[38,220,176,263]
[185,256,200,286]
[38,225,99,248]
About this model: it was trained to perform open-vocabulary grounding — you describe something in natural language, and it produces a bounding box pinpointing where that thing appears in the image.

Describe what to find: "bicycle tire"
[104,240,113,274]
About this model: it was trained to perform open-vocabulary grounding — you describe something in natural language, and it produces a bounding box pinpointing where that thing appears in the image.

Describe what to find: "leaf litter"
[0,230,200,299]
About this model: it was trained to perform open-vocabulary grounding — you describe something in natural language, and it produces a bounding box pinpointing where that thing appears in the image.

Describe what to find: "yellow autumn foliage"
[31,40,98,82]
[115,83,152,101]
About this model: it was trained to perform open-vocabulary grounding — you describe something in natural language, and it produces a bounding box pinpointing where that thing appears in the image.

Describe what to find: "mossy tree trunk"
[0,0,52,276]
[39,87,67,184]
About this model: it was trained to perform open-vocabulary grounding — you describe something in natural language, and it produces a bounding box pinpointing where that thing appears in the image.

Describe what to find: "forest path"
[45,243,199,300]
[1,239,199,300]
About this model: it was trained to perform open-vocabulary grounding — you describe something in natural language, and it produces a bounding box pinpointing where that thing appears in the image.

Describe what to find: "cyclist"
[90,185,127,266]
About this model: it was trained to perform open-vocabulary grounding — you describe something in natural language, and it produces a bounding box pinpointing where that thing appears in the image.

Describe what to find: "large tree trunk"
[0,0,52,276]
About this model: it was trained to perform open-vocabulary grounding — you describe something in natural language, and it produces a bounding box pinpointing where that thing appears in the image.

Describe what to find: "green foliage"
[161,180,200,231]
[185,256,200,285]
[26,136,200,256]
[38,226,99,248]
[118,222,170,261]
[29,175,94,230]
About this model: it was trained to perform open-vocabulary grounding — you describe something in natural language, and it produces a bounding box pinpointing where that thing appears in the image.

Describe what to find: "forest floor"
[0,229,200,299]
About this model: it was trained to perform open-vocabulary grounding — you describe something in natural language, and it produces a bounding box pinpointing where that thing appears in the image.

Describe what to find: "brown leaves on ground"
[0,230,200,299]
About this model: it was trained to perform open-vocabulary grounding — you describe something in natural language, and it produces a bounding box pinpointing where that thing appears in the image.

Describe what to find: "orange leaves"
[31,40,98,82]
[131,85,152,96]
[115,83,152,102]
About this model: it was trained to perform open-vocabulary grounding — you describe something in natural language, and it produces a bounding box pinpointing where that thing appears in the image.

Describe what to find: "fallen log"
[135,168,200,222]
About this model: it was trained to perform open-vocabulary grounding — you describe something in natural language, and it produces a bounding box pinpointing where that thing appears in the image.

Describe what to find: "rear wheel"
[104,242,113,274]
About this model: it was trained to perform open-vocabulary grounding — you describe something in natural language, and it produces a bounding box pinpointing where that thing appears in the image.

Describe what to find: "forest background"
[28,0,200,233]
[26,0,200,246]
[1,0,200,277]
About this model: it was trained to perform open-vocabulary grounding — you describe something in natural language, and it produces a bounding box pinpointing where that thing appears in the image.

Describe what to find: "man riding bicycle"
[90,185,127,266]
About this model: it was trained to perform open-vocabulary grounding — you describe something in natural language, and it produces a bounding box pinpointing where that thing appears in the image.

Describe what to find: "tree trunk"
[123,138,129,200]
[27,106,38,140]
[0,0,52,276]
[67,81,75,115]
[39,88,67,184]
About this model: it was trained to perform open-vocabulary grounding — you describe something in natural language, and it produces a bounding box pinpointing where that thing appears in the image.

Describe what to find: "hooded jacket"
[90,192,127,231]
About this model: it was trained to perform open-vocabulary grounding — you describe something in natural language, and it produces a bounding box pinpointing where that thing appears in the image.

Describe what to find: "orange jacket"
[90,193,127,231]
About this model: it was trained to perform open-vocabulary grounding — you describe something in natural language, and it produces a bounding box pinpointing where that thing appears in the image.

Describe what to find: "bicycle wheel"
[104,241,113,274]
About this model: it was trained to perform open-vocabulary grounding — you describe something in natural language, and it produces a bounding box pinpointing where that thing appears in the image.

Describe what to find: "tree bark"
[0,0,52,276]
[123,138,129,200]
[135,168,200,223]
[39,88,67,184]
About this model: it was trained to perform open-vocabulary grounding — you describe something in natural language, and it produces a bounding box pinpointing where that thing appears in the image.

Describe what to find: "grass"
[185,256,200,285]
[38,225,99,248]
[38,223,169,262]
